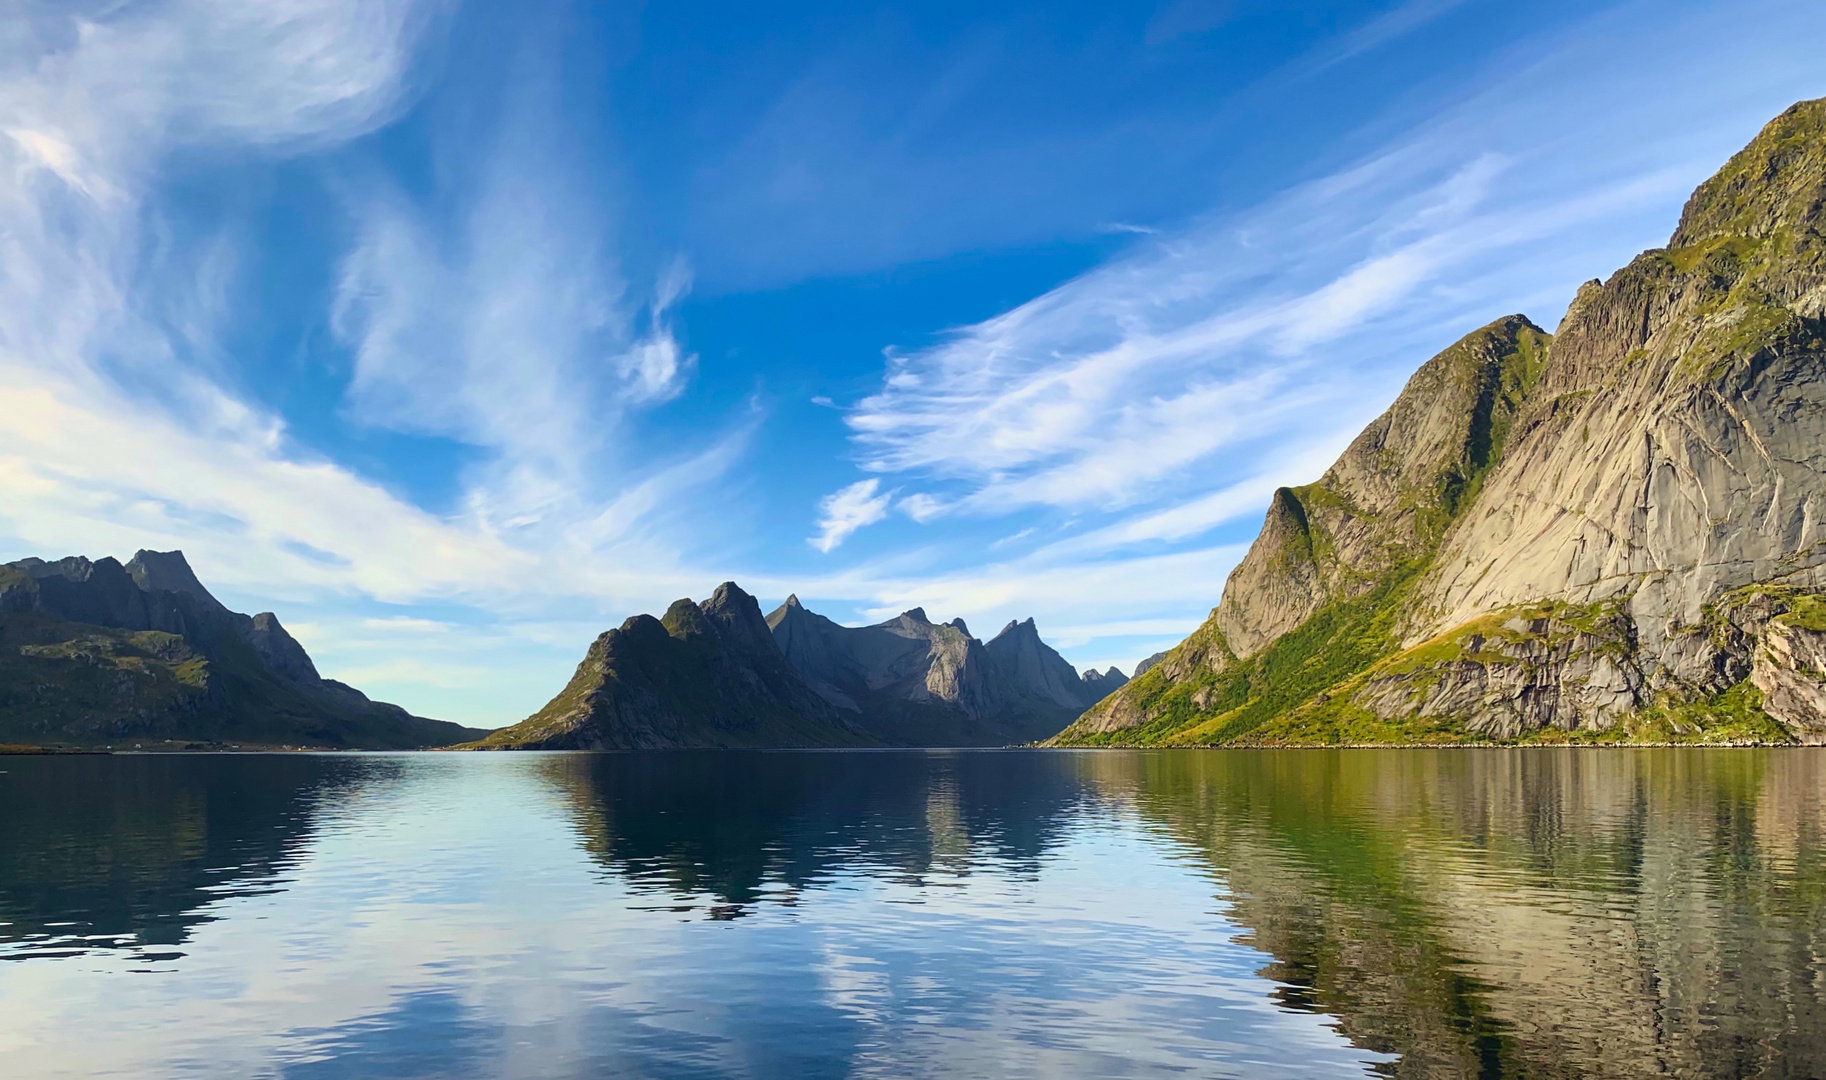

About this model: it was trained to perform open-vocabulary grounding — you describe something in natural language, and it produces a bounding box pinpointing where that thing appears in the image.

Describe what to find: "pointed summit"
[699,582,778,654]
[479,580,866,750]
[985,616,1097,709]
[1671,98,1826,247]
[990,617,1042,644]
[760,595,1089,744]
[125,549,226,613]
[1082,666,1129,698]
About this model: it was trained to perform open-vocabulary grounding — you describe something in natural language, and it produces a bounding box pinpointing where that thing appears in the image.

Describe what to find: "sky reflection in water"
[2,749,1824,1079]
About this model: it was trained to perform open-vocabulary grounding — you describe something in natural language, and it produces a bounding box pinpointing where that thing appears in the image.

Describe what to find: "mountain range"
[1052,97,1826,747]
[13,100,1825,752]
[475,585,1122,749]
[0,550,482,749]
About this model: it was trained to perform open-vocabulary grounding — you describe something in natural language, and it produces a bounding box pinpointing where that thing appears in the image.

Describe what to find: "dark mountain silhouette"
[0,550,481,749]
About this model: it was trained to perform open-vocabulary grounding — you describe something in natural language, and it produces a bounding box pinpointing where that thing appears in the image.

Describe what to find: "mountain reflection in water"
[537,751,1084,916]
[0,754,385,962]
[1,749,1823,1079]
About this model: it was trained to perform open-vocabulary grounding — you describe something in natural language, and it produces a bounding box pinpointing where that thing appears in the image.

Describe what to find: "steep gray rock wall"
[768,599,1007,718]
[1053,97,1826,747]
[984,617,1094,709]
[1214,315,1550,658]
[1412,101,1826,706]
[765,597,1099,744]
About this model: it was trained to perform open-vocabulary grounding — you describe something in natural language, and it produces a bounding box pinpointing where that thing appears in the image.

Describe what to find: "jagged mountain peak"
[11,554,113,583]
[478,580,866,751]
[1672,97,1826,248]
[125,549,225,612]
[992,617,1040,641]
[983,614,1097,711]
[703,582,782,655]
[702,580,754,616]
[1082,666,1128,696]
[761,595,1100,743]
[662,598,710,638]
[0,548,476,748]
[1211,313,1550,660]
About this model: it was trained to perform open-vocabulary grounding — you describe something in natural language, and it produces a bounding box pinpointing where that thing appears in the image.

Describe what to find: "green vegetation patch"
[1064,563,1428,748]
[1707,583,1826,634]
[0,614,215,744]
[1510,682,1792,746]
[1675,99,1826,243]
[1777,592,1826,632]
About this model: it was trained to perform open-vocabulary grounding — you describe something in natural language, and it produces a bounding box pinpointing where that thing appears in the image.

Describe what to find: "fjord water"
[3,751,1825,1078]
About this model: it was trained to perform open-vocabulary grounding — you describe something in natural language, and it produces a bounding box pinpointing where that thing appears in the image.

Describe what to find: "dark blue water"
[3,749,1824,1078]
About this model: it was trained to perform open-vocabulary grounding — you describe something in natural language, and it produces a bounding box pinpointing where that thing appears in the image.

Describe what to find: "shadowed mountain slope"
[474,583,872,750]
[767,596,1115,746]
[1055,98,1826,747]
[0,550,480,749]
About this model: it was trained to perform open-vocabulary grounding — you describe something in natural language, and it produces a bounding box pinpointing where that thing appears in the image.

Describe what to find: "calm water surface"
[2,749,1824,1079]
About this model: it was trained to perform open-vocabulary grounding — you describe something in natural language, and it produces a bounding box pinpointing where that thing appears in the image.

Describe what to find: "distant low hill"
[475,584,1126,749]
[1053,98,1826,747]
[0,550,483,749]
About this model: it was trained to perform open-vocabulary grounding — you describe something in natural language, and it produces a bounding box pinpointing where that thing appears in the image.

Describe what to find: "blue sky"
[2,0,1822,726]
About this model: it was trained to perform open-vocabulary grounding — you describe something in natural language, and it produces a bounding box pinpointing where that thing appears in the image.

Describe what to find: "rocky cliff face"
[767,596,1113,745]
[984,618,1094,710]
[1054,98,1826,747]
[0,550,480,749]
[477,583,871,750]
[1213,314,1551,659]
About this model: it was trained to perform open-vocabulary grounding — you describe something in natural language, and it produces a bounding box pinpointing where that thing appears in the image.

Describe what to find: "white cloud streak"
[0,1,740,722]
[331,64,697,530]
[811,479,893,553]
[847,0,1826,541]
[0,0,500,599]
[824,0,1826,680]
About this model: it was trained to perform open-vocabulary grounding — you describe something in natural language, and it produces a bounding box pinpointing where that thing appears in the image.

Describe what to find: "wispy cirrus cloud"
[811,478,893,552]
[0,0,481,598]
[814,0,1826,677]
[331,46,698,532]
[847,0,1825,540]
[846,154,1543,517]
[0,0,740,722]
